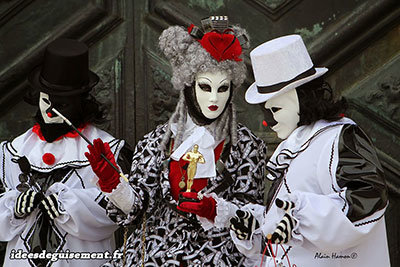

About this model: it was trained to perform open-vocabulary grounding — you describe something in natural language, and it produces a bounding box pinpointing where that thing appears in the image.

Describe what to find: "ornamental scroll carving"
[364,77,400,123]
[151,66,179,125]
[91,64,115,132]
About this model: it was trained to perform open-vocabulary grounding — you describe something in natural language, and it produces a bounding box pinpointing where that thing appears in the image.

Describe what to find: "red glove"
[85,138,120,193]
[177,192,217,221]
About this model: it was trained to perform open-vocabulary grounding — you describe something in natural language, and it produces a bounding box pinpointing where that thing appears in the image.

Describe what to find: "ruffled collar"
[170,115,223,178]
[32,123,88,141]
[7,124,123,172]
[267,118,355,180]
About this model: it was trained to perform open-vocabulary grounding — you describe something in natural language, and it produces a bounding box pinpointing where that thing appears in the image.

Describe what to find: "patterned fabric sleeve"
[227,125,266,206]
[209,125,267,229]
[105,126,164,226]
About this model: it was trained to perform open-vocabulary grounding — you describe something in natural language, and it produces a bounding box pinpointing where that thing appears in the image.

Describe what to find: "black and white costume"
[232,118,390,267]
[0,124,126,267]
[104,123,266,266]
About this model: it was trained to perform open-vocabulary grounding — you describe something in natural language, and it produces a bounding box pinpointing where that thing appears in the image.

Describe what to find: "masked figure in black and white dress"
[0,39,132,267]
[85,17,266,266]
[230,35,390,267]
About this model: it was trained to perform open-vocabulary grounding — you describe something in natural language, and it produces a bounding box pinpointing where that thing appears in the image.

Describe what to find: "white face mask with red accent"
[264,88,300,139]
[194,71,231,120]
[39,92,64,124]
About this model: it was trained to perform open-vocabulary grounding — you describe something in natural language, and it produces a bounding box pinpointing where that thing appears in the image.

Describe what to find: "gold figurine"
[182,144,205,192]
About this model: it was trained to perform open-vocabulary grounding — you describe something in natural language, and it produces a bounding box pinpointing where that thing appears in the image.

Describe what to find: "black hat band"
[39,75,90,92]
[256,67,316,94]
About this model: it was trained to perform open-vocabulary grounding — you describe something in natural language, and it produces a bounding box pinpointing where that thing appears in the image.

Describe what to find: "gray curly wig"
[158,24,250,151]
[159,25,248,90]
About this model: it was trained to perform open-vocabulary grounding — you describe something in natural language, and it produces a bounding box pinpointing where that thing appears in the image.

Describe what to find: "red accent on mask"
[188,25,242,62]
[42,153,56,165]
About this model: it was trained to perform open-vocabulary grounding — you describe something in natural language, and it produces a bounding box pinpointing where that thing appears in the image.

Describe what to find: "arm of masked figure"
[229,124,388,262]
[85,138,136,215]
[45,142,133,241]
[102,126,165,227]
[191,126,267,231]
[263,124,388,252]
[0,142,35,241]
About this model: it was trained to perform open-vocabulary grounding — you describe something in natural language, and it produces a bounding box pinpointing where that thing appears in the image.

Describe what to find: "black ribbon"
[256,67,316,94]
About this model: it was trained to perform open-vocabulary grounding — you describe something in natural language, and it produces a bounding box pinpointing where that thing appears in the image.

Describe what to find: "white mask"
[39,92,64,124]
[194,71,231,119]
[264,89,300,139]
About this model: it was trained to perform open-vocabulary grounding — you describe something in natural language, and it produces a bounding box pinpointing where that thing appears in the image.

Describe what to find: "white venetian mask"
[264,89,300,139]
[194,71,231,120]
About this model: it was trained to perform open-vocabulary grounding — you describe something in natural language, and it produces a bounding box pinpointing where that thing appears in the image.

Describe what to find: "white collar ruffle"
[7,124,124,172]
[170,115,222,178]
[267,118,355,180]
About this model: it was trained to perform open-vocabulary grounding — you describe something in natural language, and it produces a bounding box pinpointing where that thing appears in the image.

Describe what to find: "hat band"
[39,75,89,92]
[256,67,316,94]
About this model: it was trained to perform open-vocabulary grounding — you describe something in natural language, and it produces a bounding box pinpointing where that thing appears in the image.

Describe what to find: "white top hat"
[245,34,328,104]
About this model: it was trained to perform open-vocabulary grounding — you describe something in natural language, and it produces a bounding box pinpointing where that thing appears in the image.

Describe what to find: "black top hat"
[28,38,99,96]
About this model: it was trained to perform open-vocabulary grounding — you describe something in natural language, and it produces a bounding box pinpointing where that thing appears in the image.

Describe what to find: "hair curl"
[158,25,249,91]
[296,77,347,126]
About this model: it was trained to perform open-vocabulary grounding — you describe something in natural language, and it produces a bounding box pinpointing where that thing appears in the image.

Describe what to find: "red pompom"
[339,113,345,118]
[42,153,56,165]
[262,120,268,127]
[47,112,53,118]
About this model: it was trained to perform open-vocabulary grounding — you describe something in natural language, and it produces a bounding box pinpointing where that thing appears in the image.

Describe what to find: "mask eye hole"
[217,85,229,93]
[199,83,211,92]
[271,107,282,113]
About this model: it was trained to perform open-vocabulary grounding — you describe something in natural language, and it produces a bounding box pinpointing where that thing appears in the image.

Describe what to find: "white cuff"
[106,178,135,214]
[286,193,305,247]
[7,191,28,227]
[197,193,239,231]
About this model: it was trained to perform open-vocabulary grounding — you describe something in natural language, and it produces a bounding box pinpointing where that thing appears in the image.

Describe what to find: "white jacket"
[232,119,390,267]
[0,125,122,267]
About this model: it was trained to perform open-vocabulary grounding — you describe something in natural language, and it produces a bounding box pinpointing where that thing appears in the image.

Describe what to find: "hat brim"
[245,67,328,104]
[28,65,99,96]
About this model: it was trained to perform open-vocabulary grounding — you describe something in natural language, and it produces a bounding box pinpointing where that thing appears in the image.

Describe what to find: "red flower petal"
[199,32,242,62]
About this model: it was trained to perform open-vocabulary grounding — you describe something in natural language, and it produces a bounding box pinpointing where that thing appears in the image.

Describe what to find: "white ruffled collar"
[7,124,123,172]
[170,115,222,178]
[267,118,355,180]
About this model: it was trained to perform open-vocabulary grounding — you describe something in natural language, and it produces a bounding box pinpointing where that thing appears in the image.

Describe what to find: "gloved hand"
[85,138,120,193]
[269,198,297,244]
[177,192,216,221]
[14,189,42,218]
[40,194,61,220]
[230,210,260,240]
